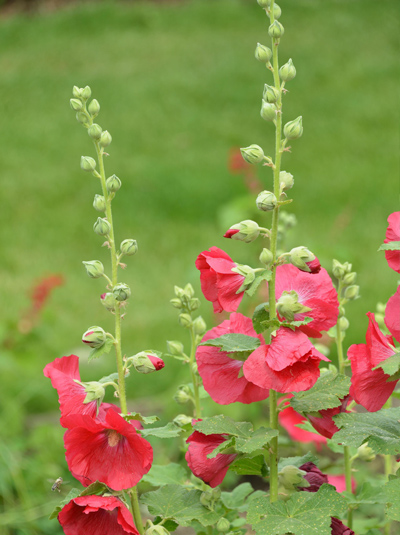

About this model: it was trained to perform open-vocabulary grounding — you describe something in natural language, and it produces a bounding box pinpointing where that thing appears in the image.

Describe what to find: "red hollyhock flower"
[307,396,351,439]
[278,397,326,446]
[275,264,339,338]
[58,495,139,535]
[384,212,400,273]
[63,407,152,490]
[196,313,269,404]
[298,463,328,492]
[330,517,354,535]
[243,328,329,393]
[306,257,321,274]
[195,247,245,313]
[185,422,237,487]
[349,313,398,412]
[385,285,400,344]
[43,355,98,427]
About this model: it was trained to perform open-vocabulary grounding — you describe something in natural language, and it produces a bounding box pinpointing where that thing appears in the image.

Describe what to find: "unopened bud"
[263,84,279,104]
[72,86,82,98]
[211,487,221,500]
[179,313,192,328]
[99,130,112,148]
[76,112,88,125]
[260,248,273,266]
[260,100,276,122]
[332,259,346,279]
[93,194,106,212]
[255,43,272,63]
[106,174,121,193]
[184,283,195,298]
[113,283,131,302]
[170,298,182,309]
[82,326,107,348]
[167,340,185,356]
[240,144,265,164]
[173,414,192,427]
[376,302,386,315]
[80,156,97,172]
[174,385,191,404]
[279,58,296,82]
[129,351,165,374]
[338,316,350,331]
[81,86,92,100]
[278,465,308,491]
[224,220,261,243]
[82,381,105,407]
[289,246,321,274]
[189,298,201,311]
[277,290,311,322]
[174,285,185,298]
[88,123,102,140]
[70,98,83,111]
[216,519,230,533]
[338,305,346,317]
[357,443,376,462]
[257,0,271,7]
[344,285,360,301]
[193,316,207,336]
[100,292,117,312]
[271,3,282,19]
[256,190,277,211]
[88,99,100,117]
[268,20,284,39]
[343,272,357,286]
[284,116,303,140]
[120,239,138,256]
[82,260,104,279]
[93,217,111,236]
[279,171,294,190]
[145,520,170,535]
[200,490,213,507]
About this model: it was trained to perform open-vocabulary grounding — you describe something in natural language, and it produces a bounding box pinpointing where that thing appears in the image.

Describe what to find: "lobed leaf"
[290,371,350,413]
[140,422,182,438]
[378,241,400,251]
[252,303,269,334]
[246,270,272,297]
[229,455,269,477]
[88,338,114,362]
[277,452,318,472]
[384,476,400,521]
[221,482,254,510]
[142,463,188,487]
[372,351,400,378]
[125,412,160,425]
[199,333,261,354]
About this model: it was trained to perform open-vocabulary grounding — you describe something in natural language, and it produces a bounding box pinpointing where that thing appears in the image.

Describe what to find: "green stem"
[130,487,144,535]
[189,325,201,418]
[384,398,393,535]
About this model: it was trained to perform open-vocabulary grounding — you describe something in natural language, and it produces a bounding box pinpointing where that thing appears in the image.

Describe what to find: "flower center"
[107,430,121,447]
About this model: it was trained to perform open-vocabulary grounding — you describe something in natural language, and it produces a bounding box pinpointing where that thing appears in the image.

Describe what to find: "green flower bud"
[173,413,192,427]
[260,248,273,266]
[82,326,107,348]
[200,490,213,507]
[376,302,386,315]
[184,283,195,298]
[263,84,279,104]
[272,3,282,19]
[343,272,357,286]
[179,313,192,328]
[338,316,350,331]
[82,260,104,279]
[100,292,117,311]
[113,282,131,302]
[189,298,201,311]
[211,487,221,500]
[284,116,303,140]
[174,285,185,298]
[167,340,185,356]
[76,112,89,125]
[81,86,92,100]
[332,259,346,279]
[128,351,165,374]
[99,130,112,148]
[93,194,106,212]
[256,190,277,211]
[120,239,138,256]
[174,385,191,404]
[277,290,311,322]
[88,99,100,117]
[82,381,105,408]
[225,220,261,243]
[93,217,111,236]
[279,171,294,190]
[106,174,121,193]
[338,305,346,317]
[72,86,82,98]
[145,520,170,535]
[257,0,271,7]
[217,519,230,533]
[268,20,284,39]
[344,285,360,301]
[170,298,182,309]
[88,123,102,140]
[193,316,207,336]
[255,43,272,63]
[260,100,276,122]
[70,98,83,111]
[357,443,376,462]
[278,465,309,491]
[240,144,265,164]
[80,156,97,172]
[279,58,296,82]
[289,246,320,273]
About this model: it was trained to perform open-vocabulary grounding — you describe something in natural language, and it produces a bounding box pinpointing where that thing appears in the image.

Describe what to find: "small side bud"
[263,84,280,104]
[193,316,207,336]
[279,58,296,82]
[289,246,321,274]
[88,99,100,117]
[174,385,191,404]
[268,20,284,39]
[70,98,83,111]
[88,123,103,140]
[93,194,106,212]
[278,465,309,491]
[93,217,111,236]
[256,190,277,211]
[224,220,261,243]
[100,292,117,312]
[260,100,276,122]
[260,248,273,266]
[216,519,230,533]
[240,144,265,164]
[72,86,82,98]
[189,298,200,311]
[284,116,303,140]
[167,340,185,356]
[128,351,165,374]
[106,174,121,193]
[76,112,88,125]
[80,156,97,172]
[179,313,192,328]
[332,259,346,279]
[184,283,195,298]
[82,381,105,408]
[277,290,311,322]
[82,326,107,348]
[99,130,112,148]
[173,414,192,427]
[113,283,131,302]
[257,0,271,7]
[170,298,182,309]
[82,260,104,279]
[343,272,357,286]
[81,86,92,100]
[357,443,376,462]
[271,3,282,19]
[344,285,360,301]
[255,43,272,63]
[338,317,350,331]
[200,490,213,507]
[145,520,170,535]
[279,171,294,190]
[120,239,138,256]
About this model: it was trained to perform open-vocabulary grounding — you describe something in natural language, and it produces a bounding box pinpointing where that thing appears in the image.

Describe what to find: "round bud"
[255,43,272,63]
[200,490,213,507]
[173,414,192,427]
[80,156,97,172]
[211,487,221,500]
[279,171,294,190]
[93,217,111,236]
[93,194,106,212]
[263,84,279,104]
[173,386,191,404]
[81,86,92,100]
[88,99,100,117]
[72,86,82,98]
[82,326,107,348]
[289,246,321,273]
[284,116,303,140]
[100,292,117,312]
[357,443,376,462]
[184,283,195,299]
[170,298,182,309]
[88,123,103,140]
[113,283,131,302]
[256,190,277,211]
[166,340,185,356]
[70,98,83,111]
[272,3,282,19]
[129,351,165,374]
[344,285,360,301]
[260,100,277,122]
[82,260,104,279]
[120,239,138,256]
[179,313,192,328]
[278,465,308,490]
[279,58,296,82]
[260,248,273,266]
[216,519,230,533]
[257,0,271,7]
[99,130,112,148]
[268,20,284,39]
[189,297,201,311]
[338,317,350,331]
[106,174,121,193]
[240,144,265,164]
[144,520,170,535]
[193,316,207,336]
[343,272,357,286]
[332,259,346,279]
[76,112,88,125]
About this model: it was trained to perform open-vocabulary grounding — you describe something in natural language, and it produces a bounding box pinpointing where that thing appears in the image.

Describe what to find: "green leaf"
[125,412,160,425]
[246,270,272,297]
[277,452,318,472]
[153,517,179,532]
[372,351,400,377]
[199,333,260,354]
[252,303,269,334]
[142,463,188,486]
[333,407,400,454]
[290,371,350,413]
[88,338,114,362]
[247,484,347,535]
[140,422,182,438]
[79,480,111,496]
[378,241,400,251]
[98,372,119,384]
[221,483,254,510]
[229,455,269,477]
[194,415,253,437]
[140,485,221,527]
[49,488,81,519]
[384,476,400,521]
[280,317,314,330]
[344,482,387,506]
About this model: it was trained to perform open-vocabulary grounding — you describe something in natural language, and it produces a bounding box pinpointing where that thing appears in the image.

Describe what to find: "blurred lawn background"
[0,0,398,533]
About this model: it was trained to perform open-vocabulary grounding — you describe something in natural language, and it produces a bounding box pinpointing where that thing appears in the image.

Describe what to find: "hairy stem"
[189,325,201,419]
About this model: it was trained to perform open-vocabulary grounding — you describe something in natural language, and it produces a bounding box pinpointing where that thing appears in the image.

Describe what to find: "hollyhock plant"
[63,407,153,491]
[243,327,329,393]
[58,495,139,535]
[385,285,400,344]
[185,422,237,488]
[348,312,398,412]
[278,397,327,446]
[196,312,269,404]
[307,396,351,439]
[384,211,400,273]
[195,247,246,313]
[297,463,328,492]
[275,264,339,338]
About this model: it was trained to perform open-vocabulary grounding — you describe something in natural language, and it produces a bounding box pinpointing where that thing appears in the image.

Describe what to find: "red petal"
[385,285,400,344]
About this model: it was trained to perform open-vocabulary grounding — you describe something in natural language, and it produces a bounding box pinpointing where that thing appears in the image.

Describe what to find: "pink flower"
[385,285,400,344]
[327,474,356,494]
[224,229,240,239]
[196,313,269,404]
[243,328,329,393]
[185,422,237,487]
[349,313,398,412]
[43,355,98,427]
[306,257,321,274]
[63,406,153,491]
[275,264,339,338]
[330,518,354,535]
[278,397,327,446]
[307,396,351,439]
[384,212,400,273]
[58,495,139,535]
[195,247,245,313]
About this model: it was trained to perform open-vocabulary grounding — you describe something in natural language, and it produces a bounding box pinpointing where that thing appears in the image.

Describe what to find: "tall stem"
[189,325,201,419]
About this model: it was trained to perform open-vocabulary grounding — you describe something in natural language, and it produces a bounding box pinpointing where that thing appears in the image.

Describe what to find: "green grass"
[0,0,398,532]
